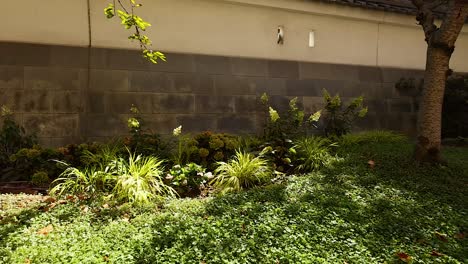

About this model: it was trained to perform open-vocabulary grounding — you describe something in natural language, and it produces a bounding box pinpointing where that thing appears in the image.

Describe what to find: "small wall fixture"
[309,31,315,48]
[277,26,284,45]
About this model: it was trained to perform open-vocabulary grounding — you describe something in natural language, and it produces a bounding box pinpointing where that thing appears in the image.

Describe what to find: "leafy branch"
[104,0,166,64]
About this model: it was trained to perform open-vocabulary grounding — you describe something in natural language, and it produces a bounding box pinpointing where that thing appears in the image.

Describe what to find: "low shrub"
[166,163,212,197]
[339,130,408,147]
[211,150,273,193]
[0,106,36,167]
[190,131,240,168]
[30,171,50,186]
[8,146,64,181]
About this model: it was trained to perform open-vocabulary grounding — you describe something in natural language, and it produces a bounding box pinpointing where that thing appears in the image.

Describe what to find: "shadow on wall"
[395,73,468,139]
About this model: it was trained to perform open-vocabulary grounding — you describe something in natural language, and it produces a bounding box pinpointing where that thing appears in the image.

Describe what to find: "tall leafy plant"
[321,89,368,137]
[259,94,321,173]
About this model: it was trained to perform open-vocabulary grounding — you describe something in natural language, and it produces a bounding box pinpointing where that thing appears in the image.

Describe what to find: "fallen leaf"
[37,225,53,236]
[435,232,448,242]
[43,197,56,203]
[430,250,444,257]
[24,258,31,264]
[368,160,375,169]
[80,205,89,213]
[57,200,68,205]
[396,252,411,262]
[66,195,75,201]
[102,203,109,209]
[454,232,466,239]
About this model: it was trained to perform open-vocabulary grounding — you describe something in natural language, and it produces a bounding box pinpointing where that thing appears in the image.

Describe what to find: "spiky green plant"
[80,142,122,169]
[109,153,176,205]
[49,162,113,198]
[211,150,272,193]
[294,137,337,172]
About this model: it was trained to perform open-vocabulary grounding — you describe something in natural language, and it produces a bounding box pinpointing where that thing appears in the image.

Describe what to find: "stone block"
[107,93,153,114]
[89,48,108,69]
[286,79,319,96]
[235,95,259,113]
[53,91,81,113]
[172,73,214,94]
[130,71,171,92]
[302,96,325,114]
[150,52,195,73]
[257,78,285,95]
[195,55,231,74]
[0,89,21,112]
[24,67,85,90]
[49,137,81,148]
[354,113,382,131]
[268,95,301,112]
[365,99,389,113]
[268,60,299,79]
[331,64,360,82]
[0,66,23,90]
[0,42,50,66]
[153,94,195,113]
[299,62,334,80]
[86,92,106,113]
[381,113,417,136]
[313,79,346,95]
[19,89,52,113]
[139,114,178,134]
[23,114,78,137]
[214,76,258,95]
[195,95,235,113]
[389,98,413,113]
[85,114,128,137]
[50,46,89,68]
[231,57,268,77]
[176,114,217,133]
[381,67,425,83]
[217,115,256,133]
[376,82,396,98]
[106,49,152,71]
[89,69,130,92]
[358,66,383,83]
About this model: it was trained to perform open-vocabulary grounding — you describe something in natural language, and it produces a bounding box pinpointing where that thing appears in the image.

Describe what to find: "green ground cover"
[1,135,467,263]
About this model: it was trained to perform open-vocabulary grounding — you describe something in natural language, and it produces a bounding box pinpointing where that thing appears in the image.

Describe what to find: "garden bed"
[1,138,467,263]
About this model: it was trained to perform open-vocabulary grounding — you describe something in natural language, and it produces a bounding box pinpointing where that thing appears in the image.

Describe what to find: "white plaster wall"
[2,0,468,71]
[2,0,89,46]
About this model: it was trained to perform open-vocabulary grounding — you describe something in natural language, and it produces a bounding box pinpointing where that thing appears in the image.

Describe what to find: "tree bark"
[415,46,450,163]
[414,0,468,164]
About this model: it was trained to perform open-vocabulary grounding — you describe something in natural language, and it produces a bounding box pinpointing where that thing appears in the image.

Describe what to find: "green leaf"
[104,3,115,19]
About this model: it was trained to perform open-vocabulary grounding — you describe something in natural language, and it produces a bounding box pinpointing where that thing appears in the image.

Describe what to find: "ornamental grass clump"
[294,136,338,172]
[211,150,273,194]
[109,153,177,205]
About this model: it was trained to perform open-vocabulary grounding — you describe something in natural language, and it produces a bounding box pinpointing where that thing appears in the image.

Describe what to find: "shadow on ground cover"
[136,140,468,263]
[2,138,467,263]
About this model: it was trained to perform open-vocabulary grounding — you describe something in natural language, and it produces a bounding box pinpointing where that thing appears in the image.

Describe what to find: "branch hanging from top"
[104,0,166,64]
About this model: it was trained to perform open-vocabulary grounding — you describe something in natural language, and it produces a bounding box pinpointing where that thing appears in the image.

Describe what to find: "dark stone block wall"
[0,42,424,146]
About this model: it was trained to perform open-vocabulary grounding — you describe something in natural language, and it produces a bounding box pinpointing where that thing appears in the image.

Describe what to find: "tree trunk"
[414,46,450,163]
[414,0,468,164]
